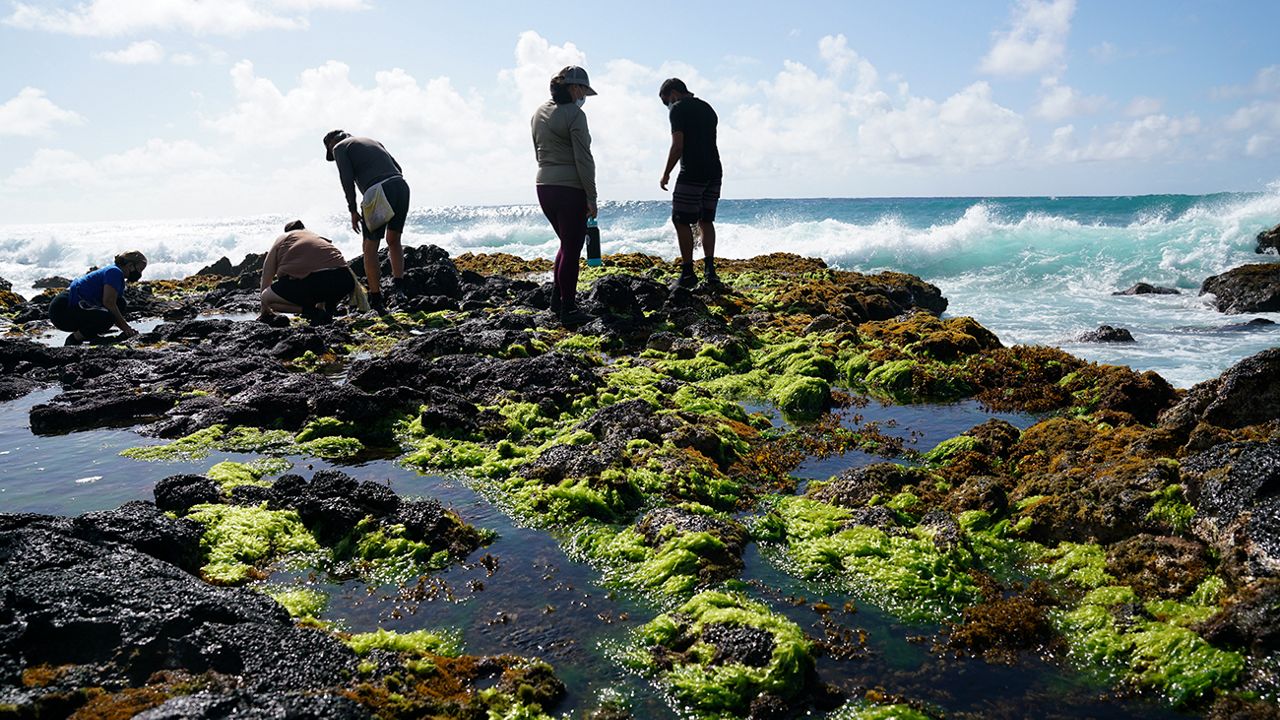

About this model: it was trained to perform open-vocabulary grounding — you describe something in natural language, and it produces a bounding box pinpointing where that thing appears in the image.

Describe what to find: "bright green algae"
[754,495,984,623]
[1052,576,1243,706]
[266,586,328,620]
[205,459,287,492]
[346,628,462,658]
[621,590,814,717]
[365,261,1252,712]
[331,516,474,584]
[121,421,364,461]
[567,504,746,602]
[184,502,321,584]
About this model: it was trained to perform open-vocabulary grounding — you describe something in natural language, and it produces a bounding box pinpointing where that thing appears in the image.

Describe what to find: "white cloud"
[4,0,368,37]
[980,0,1076,76]
[97,39,165,64]
[499,31,589,118]
[7,139,228,188]
[858,82,1028,166]
[1124,96,1163,117]
[0,88,84,136]
[1044,124,1077,161]
[1081,114,1201,161]
[1213,65,1280,99]
[1224,99,1280,158]
[1034,77,1104,120]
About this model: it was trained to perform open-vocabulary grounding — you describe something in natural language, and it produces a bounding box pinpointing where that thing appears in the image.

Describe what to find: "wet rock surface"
[0,513,359,707]
[1076,324,1136,342]
[1183,441,1280,580]
[1160,346,1280,433]
[1113,282,1181,295]
[1257,223,1280,254]
[4,245,1279,716]
[1201,262,1280,313]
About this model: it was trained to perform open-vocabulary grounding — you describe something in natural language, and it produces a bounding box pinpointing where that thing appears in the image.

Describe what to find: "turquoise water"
[3,190,1278,386]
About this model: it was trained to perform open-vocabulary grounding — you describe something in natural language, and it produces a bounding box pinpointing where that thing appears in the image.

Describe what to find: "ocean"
[2,189,1278,389]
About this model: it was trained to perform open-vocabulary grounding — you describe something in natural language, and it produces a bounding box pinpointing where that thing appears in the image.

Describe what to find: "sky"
[2,0,1280,223]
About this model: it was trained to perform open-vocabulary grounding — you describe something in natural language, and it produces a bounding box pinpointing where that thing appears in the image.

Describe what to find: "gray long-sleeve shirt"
[333,136,403,213]
[531,100,597,204]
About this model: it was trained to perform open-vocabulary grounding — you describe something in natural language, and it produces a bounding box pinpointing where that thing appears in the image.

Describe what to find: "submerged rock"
[1113,282,1181,295]
[1200,263,1280,313]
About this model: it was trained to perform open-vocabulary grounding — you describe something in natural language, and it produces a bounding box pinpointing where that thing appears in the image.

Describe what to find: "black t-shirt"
[669,96,722,183]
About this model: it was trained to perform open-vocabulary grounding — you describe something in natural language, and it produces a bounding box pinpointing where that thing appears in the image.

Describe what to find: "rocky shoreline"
[1,247,1278,719]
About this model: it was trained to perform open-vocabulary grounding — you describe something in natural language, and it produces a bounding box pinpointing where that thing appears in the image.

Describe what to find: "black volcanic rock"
[0,517,359,700]
[1159,347,1280,433]
[1200,263,1280,313]
[1182,441,1280,582]
[1256,223,1280,255]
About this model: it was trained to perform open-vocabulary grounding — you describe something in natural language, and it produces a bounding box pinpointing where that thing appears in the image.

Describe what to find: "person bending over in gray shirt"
[323,130,411,313]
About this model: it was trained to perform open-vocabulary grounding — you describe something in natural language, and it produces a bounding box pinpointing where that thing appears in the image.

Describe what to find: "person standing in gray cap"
[323,129,410,313]
[531,65,598,326]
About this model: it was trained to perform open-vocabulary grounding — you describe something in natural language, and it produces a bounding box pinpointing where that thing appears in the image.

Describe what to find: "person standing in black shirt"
[659,78,723,289]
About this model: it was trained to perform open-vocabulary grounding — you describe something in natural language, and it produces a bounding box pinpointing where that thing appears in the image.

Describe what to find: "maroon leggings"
[536,184,588,306]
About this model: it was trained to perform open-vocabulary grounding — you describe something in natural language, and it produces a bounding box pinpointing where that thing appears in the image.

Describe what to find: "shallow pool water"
[0,389,1191,719]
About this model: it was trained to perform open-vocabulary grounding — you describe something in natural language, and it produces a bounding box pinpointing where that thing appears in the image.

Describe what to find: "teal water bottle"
[585,217,602,267]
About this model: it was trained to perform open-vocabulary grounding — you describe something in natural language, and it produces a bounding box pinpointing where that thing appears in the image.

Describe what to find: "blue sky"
[2,0,1279,222]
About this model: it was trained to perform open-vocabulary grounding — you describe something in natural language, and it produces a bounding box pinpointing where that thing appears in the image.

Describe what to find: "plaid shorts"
[671,176,721,224]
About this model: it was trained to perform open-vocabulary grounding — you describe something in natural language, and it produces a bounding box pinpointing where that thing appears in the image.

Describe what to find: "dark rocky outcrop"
[1199,578,1280,653]
[1076,325,1136,343]
[33,275,71,289]
[1113,282,1180,295]
[0,515,360,710]
[30,388,182,435]
[1159,347,1280,434]
[1182,441,1280,581]
[154,474,221,514]
[1256,223,1280,255]
[808,463,935,509]
[1200,263,1280,313]
[197,252,265,278]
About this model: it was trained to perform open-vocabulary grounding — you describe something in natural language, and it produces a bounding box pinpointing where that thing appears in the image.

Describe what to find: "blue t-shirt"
[68,265,125,309]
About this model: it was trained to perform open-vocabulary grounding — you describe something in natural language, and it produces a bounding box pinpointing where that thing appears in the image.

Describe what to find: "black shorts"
[362,176,411,241]
[271,267,356,308]
[48,290,126,335]
[671,175,721,224]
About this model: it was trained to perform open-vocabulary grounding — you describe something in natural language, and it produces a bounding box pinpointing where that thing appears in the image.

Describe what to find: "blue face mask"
[575,97,586,108]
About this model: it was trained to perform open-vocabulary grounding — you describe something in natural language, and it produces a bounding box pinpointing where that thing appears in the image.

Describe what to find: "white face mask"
[575,97,585,108]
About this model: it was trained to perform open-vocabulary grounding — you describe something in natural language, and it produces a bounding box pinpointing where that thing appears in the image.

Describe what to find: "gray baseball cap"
[560,66,598,95]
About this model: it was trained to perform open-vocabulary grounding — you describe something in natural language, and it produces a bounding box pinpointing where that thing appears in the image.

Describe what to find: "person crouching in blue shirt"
[48,250,147,345]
